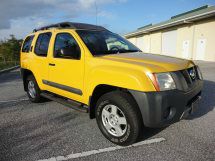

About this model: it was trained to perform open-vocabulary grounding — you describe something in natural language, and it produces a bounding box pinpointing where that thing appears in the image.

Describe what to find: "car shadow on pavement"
[186,80,215,120]
[139,127,167,141]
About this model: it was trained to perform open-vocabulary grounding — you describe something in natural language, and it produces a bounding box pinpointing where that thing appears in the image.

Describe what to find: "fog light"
[163,107,171,119]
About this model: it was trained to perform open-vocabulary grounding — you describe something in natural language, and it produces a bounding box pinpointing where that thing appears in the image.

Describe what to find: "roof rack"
[33,22,107,32]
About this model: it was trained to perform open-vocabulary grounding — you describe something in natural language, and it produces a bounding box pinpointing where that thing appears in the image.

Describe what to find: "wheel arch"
[89,84,143,123]
[20,68,34,91]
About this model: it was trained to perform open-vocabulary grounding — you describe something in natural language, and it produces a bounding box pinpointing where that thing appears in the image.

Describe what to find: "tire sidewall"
[96,94,138,145]
[26,76,41,102]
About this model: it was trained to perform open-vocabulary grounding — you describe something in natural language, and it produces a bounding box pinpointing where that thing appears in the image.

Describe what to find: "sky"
[0,0,215,40]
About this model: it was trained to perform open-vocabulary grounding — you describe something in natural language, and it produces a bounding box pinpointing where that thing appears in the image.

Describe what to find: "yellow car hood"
[100,52,194,72]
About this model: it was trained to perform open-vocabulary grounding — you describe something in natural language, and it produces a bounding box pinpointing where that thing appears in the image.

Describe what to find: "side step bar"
[40,92,88,113]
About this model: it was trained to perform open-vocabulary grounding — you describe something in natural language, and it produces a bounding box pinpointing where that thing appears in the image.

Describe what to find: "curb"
[0,65,20,75]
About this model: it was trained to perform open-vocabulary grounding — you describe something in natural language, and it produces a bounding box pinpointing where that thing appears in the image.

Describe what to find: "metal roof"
[125,5,215,38]
[33,22,107,32]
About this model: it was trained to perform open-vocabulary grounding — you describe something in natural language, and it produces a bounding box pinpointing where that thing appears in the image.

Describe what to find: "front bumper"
[129,80,203,128]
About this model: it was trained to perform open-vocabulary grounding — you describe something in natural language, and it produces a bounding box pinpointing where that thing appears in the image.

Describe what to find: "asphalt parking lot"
[0,61,214,161]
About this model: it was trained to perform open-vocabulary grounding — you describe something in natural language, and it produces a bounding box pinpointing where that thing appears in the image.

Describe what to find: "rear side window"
[22,35,34,53]
[34,32,52,57]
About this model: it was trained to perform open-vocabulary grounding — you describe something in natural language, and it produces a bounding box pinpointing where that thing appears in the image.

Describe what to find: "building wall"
[136,36,144,51]
[162,29,177,56]
[142,34,151,52]
[127,17,215,61]
[150,32,162,54]
[193,19,215,61]
[175,25,194,59]
[128,37,136,46]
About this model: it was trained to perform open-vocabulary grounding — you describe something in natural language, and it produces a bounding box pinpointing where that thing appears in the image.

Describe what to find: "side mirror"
[57,45,80,59]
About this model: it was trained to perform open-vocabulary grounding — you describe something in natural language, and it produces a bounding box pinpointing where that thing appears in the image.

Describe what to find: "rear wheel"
[26,75,42,103]
[96,91,142,146]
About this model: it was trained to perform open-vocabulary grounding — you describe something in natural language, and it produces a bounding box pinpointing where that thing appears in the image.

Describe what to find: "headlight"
[196,66,203,80]
[148,72,176,91]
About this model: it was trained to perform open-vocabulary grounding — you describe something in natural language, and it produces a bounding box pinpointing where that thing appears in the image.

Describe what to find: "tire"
[95,91,142,146]
[26,75,42,103]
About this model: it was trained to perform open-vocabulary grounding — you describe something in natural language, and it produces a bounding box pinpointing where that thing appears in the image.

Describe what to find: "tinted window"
[54,33,80,59]
[77,30,140,56]
[35,32,51,56]
[22,35,34,53]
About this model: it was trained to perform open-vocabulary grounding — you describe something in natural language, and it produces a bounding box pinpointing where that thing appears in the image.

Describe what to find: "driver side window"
[54,33,81,59]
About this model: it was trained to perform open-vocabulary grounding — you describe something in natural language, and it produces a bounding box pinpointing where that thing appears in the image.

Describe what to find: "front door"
[47,31,85,102]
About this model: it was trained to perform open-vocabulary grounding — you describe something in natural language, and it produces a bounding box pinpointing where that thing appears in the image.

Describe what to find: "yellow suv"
[20,22,203,146]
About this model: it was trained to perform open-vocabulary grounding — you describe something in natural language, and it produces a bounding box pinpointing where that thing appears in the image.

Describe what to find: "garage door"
[162,30,177,56]
[196,39,206,60]
[136,36,144,51]
[128,38,136,46]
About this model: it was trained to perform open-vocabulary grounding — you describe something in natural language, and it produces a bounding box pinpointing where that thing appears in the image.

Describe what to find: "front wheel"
[95,91,142,146]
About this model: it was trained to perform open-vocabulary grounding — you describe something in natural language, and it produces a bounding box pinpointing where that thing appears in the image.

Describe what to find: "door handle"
[49,63,55,66]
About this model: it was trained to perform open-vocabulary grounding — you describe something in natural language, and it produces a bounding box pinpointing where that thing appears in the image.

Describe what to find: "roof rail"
[33,22,106,32]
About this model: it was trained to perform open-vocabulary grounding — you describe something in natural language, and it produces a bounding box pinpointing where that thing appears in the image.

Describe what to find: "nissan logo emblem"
[189,68,196,80]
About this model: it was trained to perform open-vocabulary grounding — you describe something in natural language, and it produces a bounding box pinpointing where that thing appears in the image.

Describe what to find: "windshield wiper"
[93,50,140,56]
[118,49,140,53]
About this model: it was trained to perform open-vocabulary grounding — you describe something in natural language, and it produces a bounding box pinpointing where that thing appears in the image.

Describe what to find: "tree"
[0,35,23,63]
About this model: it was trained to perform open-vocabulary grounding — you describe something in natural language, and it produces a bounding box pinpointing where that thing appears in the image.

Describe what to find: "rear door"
[31,32,52,89]
[47,31,85,102]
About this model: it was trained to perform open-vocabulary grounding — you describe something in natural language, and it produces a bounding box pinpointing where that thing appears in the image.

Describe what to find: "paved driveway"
[0,61,214,161]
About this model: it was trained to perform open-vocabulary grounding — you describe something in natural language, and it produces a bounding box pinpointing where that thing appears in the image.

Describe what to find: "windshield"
[77,30,141,56]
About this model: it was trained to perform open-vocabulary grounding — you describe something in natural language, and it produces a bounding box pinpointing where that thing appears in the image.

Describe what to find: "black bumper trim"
[129,80,203,128]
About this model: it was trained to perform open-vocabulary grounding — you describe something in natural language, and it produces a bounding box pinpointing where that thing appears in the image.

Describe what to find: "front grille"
[171,65,201,92]
[181,66,199,86]
[181,70,192,85]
